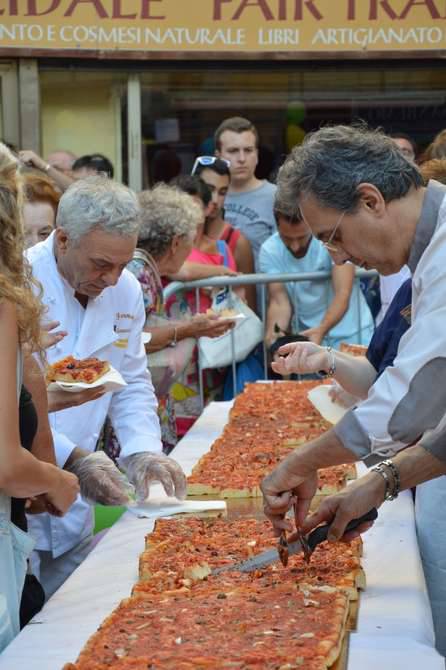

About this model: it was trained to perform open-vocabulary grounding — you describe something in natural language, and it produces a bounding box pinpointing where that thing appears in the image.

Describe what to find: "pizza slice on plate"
[46,355,110,385]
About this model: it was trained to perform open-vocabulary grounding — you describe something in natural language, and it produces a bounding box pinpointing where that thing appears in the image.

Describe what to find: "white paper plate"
[216,313,246,321]
[307,384,348,425]
[127,497,227,519]
[47,365,127,393]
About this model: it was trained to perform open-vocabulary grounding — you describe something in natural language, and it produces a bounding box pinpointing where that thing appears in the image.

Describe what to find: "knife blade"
[212,508,377,575]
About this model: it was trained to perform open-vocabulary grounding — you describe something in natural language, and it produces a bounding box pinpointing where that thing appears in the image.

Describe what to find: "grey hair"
[56,176,140,244]
[137,184,201,260]
[277,124,424,218]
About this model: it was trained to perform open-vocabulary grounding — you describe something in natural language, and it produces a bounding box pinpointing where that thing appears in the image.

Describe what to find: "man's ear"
[356,182,386,217]
[54,227,70,255]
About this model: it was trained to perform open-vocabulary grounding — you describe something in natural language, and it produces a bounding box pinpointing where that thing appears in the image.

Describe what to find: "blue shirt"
[367,278,412,376]
[259,233,374,348]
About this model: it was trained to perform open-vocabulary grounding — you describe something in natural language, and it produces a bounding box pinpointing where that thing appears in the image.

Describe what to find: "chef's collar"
[408,179,446,274]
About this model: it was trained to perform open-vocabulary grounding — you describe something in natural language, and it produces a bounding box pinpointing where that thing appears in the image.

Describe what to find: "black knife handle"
[306,507,378,553]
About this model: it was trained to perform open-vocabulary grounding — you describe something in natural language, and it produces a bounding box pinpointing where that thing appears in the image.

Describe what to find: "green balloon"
[286,124,306,151]
[287,103,306,125]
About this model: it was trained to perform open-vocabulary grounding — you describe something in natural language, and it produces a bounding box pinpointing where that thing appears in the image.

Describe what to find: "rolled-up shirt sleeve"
[335,228,446,462]
[420,414,446,463]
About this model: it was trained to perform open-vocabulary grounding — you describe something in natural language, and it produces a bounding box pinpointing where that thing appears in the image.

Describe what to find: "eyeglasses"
[191,155,231,175]
[322,211,347,253]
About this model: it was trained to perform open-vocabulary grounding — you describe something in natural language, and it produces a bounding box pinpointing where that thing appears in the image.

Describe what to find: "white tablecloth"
[0,401,443,670]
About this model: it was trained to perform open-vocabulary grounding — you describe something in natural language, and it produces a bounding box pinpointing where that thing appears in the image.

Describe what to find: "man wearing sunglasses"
[260,123,446,655]
[214,116,277,266]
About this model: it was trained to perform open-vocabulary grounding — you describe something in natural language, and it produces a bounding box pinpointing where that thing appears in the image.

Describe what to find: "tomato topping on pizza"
[187,381,355,497]
[46,355,110,385]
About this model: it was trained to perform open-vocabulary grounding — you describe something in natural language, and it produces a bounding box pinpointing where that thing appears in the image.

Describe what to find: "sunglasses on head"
[191,155,231,175]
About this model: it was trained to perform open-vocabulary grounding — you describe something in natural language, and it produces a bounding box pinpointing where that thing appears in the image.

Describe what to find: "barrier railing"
[163,269,378,407]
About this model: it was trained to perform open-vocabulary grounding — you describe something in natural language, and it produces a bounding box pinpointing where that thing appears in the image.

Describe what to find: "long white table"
[0,401,444,669]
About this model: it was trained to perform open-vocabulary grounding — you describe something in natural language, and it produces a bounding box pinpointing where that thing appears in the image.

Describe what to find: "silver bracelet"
[381,459,401,499]
[326,346,336,377]
[371,462,398,501]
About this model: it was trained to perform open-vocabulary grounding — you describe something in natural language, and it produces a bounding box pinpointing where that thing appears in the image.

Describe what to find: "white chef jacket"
[335,180,446,463]
[26,233,162,557]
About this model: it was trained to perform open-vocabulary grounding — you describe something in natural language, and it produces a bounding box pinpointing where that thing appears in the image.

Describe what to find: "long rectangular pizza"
[62,382,364,670]
[63,582,349,670]
[187,381,356,498]
[64,579,348,670]
[64,515,362,670]
[136,517,364,603]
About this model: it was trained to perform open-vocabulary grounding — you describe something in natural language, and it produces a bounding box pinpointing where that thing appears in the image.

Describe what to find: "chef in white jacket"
[27,176,186,597]
[259,125,446,655]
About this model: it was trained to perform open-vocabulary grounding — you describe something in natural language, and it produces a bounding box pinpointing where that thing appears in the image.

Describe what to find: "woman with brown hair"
[0,143,79,651]
[420,129,446,163]
[21,172,60,248]
[419,157,446,185]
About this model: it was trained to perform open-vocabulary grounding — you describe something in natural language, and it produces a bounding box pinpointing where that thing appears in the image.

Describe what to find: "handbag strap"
[133,247,157,269]
[216,239,230,268]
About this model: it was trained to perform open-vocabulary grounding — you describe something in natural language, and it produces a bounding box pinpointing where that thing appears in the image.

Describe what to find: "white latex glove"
[271,341,329,376]
[67,451,134,506]
[123,452,187,502]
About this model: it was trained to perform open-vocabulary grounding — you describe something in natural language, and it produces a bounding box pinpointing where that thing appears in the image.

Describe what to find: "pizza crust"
[187,482,261,498]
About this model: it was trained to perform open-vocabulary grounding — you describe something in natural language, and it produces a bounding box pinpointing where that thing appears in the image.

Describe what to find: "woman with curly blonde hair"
[0,143,79,652]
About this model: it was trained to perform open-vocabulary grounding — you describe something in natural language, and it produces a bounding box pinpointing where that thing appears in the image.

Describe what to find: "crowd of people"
[2,116,446,657]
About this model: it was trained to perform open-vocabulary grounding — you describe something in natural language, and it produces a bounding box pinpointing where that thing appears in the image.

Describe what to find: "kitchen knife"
[212,508,378,575]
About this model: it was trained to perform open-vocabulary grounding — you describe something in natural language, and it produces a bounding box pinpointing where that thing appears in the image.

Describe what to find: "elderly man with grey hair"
[26,177,186,598]
[260,124,446,655]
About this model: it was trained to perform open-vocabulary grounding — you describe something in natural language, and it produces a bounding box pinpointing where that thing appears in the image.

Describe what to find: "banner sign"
[0,1,445,54]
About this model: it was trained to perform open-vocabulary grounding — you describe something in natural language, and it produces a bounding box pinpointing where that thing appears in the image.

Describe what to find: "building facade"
[0,1,445,187]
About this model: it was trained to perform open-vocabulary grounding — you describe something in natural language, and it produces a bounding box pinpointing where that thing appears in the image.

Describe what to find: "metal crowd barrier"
[163,269,378,408]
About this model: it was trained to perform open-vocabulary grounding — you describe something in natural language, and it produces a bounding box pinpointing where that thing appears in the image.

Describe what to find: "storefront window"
[40,69,127,181]
[39,63,446,188]
[140,64,446,186]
